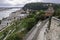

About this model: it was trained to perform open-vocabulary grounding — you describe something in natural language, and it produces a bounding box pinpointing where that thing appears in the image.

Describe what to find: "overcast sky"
[0,0,60,7]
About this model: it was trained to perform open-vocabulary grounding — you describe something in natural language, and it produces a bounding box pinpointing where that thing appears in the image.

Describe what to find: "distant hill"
[23,3,60,10]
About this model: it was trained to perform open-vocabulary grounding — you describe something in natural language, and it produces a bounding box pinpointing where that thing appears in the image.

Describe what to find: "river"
[0,8,21,20]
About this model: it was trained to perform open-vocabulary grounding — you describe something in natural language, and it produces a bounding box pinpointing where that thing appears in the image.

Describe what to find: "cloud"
[0,0,60,7]
[41,0,60,3]
[3,0,29,5]
[0,0,28,7]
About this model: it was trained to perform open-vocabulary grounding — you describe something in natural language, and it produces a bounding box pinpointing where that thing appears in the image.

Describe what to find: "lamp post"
[45,4,54,30]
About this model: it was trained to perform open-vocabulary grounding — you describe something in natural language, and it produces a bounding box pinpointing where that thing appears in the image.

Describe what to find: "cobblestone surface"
[46,18,60,40]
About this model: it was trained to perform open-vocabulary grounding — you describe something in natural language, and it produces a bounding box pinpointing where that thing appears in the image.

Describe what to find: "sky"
[0,0,60,7]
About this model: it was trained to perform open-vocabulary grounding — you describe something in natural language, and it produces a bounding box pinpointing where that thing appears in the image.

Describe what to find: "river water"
[0,8,21,20]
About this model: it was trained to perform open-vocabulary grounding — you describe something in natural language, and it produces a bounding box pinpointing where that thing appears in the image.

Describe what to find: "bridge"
[23,17,60,40]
